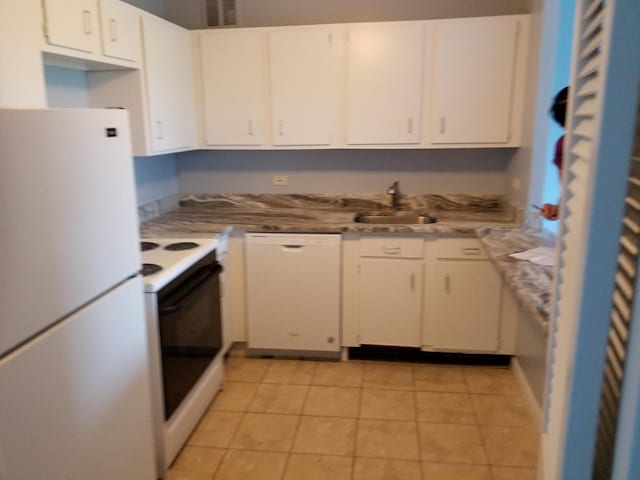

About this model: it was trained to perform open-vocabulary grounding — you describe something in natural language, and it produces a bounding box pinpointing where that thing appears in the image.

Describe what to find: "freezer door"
[0,109,141,355]
[0,277,156,480]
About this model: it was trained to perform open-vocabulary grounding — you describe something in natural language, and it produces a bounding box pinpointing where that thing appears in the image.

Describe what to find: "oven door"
[157,256,222,420]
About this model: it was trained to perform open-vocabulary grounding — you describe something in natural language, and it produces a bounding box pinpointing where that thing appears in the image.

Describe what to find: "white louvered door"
[542,1,640,479]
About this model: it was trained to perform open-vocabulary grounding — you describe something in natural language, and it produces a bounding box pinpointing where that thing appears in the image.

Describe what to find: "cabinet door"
[429,16,521,144]
[269,28,339,146]
[431,260,501,351]
[141,14,196,153]
[201,31,269,146]
[346,23,424,145]
[98,0,141,63]
[358,259,422,346]
[0,0,47,108]
[43,0,101,54]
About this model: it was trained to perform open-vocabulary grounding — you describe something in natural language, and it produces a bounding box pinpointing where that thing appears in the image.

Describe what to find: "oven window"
[158,265,222,420]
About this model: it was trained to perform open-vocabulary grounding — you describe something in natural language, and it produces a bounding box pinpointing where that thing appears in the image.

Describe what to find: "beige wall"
[507,0,557,207]
[235,0,529,27]
[176,149,511,195]
[121,0,164,17]
[165,0,530,29]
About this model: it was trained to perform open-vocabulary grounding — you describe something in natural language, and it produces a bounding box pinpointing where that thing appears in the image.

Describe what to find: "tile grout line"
[463,366,493,475]
[279,361,318,480]
[412,364,426,480]
[351,366,365,480]
[219,361,269,463]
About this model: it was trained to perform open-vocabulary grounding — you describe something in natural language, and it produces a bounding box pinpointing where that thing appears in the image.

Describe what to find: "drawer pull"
[382,246,401,255]
[462,248,481,255]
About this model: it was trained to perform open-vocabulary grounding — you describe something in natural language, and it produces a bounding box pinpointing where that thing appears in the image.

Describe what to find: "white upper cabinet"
[428,16,524,144]
[346,23,424,145]
[43,0,101,54]
[141,14,196,153]
[201,30,269,146]
[98,0,141,63]
[269,28,341,146]
[0,0,47,108]
[42,0,142,67]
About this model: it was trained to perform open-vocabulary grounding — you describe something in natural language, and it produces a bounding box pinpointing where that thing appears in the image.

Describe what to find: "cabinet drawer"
[435,238,488,259]
[360,236,424,258]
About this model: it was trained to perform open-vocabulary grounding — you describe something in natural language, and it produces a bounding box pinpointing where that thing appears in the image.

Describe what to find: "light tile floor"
[167,354,539,480]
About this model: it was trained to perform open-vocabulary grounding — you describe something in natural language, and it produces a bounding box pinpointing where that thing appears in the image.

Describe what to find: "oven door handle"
[158,263,223,315]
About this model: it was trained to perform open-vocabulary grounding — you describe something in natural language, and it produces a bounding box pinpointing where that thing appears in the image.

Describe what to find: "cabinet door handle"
[462,248,481,255]
[445,273,450,293]
[410,273,415,292]
[382,246,401,255]
[82,10,92,35]
[109,18,118,41]
[278,120,284,136]
[248,119,254,136]
[407,116,413,134]
[156,121,164,140]
[440,116,446,134]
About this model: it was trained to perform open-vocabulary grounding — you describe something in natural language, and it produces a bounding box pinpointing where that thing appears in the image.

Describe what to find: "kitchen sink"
[353,212,437,224]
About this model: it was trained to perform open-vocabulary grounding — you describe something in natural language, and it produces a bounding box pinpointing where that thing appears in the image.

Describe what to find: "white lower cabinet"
[355,236,424,347]
[429,259,501,352]
[358,259,423,347]
[423,237,503,352]
[343,234,506,353]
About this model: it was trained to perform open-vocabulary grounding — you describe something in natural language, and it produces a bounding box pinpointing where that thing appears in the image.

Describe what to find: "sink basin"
[353,212,437,225]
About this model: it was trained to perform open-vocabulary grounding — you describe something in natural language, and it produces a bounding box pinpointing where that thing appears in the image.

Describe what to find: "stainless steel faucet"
[387,181,401,211]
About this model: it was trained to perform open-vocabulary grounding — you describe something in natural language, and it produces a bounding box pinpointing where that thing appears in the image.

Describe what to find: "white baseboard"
[512,357,543,430]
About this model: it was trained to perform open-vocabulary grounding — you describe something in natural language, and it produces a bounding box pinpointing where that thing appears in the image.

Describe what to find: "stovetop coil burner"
[164,242,200,251]
[140,241,160,252]
[141,263,162,276]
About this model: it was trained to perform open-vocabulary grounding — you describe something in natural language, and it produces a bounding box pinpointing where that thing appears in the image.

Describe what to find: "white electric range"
[140,237,218,292]
[139,236,225,475]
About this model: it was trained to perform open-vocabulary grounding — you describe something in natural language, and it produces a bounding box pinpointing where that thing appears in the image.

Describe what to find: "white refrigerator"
[0,109,156,479]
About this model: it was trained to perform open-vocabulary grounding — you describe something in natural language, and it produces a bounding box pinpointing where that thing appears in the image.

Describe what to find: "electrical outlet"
[512,177,521,191]
[272,175,289,186]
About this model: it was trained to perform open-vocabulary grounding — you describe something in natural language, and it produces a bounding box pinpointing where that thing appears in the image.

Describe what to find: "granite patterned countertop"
[477,226,556,335]
[139,193,519,237]
[140,193,553,335]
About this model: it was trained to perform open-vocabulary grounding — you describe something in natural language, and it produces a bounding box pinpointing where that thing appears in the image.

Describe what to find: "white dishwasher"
[245,233,341,358]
